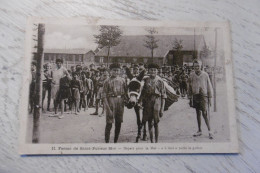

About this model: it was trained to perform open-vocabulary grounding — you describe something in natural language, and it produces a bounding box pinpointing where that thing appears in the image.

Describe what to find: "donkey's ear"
[125,67,133,80]
[136,69,145,81]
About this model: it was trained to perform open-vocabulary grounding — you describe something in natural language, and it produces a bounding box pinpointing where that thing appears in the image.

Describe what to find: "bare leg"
[202,111,210,131]
[196,109,202,132]
[114,120,121,143]
[202,110,213,139]
[59,99,65,119]
[154,123,159,143]
[105,123,112,143]
[148,121,154,143]
[193,109,202,136]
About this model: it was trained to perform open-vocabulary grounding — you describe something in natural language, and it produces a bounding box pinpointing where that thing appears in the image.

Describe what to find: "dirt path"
[26,95,230,143]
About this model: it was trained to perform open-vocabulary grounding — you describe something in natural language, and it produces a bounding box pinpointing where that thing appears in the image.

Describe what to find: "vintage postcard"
[19,18,238,155]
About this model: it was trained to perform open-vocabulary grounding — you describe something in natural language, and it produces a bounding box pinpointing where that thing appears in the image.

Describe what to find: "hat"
[148,63,159,69]
[109,63,121,69]
[56,58,63,64]
[133,64,139,69]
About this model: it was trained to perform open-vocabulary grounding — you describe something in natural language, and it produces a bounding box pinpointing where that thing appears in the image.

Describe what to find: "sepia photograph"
[19,18,238,154]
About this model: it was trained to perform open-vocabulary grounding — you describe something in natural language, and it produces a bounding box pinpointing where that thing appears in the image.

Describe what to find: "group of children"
[29,59,214,142]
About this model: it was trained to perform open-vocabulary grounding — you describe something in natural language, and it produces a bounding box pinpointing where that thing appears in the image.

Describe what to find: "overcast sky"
[43,24,222,51]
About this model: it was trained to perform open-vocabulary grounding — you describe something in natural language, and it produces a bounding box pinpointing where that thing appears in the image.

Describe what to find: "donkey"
[125,68,147,143]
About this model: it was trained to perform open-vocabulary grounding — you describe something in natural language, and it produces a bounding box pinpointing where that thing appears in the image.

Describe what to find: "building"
[95,35,206,67]
[43,49,95,68]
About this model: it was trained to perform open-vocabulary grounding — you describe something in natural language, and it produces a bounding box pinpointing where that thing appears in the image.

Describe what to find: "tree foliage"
[200,44,211,58]
[94,25,122,48]
[143,28,159,59]
[172,38,183,65]
[94,25,122,64]
[172,38,183,51]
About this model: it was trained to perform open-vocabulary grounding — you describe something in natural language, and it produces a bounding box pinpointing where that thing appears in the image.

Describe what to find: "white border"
[19,17,238,155]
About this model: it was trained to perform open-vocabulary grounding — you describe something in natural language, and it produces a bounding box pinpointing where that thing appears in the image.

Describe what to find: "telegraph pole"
[32,23,45,143]
[213,28,217,112]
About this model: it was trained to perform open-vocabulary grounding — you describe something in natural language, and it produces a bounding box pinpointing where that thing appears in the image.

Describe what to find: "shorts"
[192,94,207,112]
[106,97,124,124]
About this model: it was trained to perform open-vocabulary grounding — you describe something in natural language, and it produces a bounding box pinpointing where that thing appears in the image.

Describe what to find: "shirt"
[190,71,213,97]
[141,76,167,99]
[52,66,68,86]
[103,76,127,98]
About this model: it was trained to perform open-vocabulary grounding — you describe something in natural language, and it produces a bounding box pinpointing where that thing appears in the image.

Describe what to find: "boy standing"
[140,63,167,143]
[103,63,127,143]
[189,60,213,139]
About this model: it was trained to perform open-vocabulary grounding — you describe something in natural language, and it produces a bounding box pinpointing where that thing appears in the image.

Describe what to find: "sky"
[43,24,223,52]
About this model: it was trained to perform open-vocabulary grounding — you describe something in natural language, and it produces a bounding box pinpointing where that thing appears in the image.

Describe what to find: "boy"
[140,63,167,143]
[71,72,81,115]
[189,60,213,139]
[57,73,71,119]
[85,72,93,110]
[103,63,127,143]
[79,72,87,111]
[42,63,52,112]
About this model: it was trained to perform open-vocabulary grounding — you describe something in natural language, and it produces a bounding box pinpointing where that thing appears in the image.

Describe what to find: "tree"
[172,38,183,65]
[143,28,159,63]
[94,25,122,65]
[200,44,211,59]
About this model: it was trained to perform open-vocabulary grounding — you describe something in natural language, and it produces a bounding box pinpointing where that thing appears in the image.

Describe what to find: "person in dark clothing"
[71,72,82,115]
[56,73,71,119]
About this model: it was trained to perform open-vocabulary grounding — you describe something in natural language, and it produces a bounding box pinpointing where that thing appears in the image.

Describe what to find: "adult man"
[140,63,167,143]
[50,58,70,118]
[103,63,127,143]
[189,60,213,139]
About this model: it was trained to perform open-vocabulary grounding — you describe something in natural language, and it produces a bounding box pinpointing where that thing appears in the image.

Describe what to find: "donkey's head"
[126,68,145,109]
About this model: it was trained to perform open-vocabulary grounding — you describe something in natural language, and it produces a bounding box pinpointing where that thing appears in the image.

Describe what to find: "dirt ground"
[26,83,230,144]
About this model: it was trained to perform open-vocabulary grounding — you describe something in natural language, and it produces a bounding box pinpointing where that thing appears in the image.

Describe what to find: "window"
[75,55,79,62]
[100,57,104,63]
[44,55,49,61]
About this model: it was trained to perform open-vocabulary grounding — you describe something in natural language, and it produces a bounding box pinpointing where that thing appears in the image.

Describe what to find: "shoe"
[99,113,104,117]
[75,112,79,115]
[49,113,58,117]
[142,134,147,141]
[90,112,98,115]
[58,115,64,119]
[193,131,202,137]
[209,131,213,139]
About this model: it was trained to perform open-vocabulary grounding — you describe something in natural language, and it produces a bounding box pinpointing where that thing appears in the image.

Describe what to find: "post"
[107,46,110,67]
[213,28,217,112]
[32,23,45,143]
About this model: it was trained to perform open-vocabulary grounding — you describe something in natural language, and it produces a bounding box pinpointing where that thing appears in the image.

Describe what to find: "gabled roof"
[96,35,205,58]
[44,49,90,54]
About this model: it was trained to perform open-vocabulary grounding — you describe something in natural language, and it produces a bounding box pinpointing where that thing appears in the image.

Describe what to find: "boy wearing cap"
[189,60,213,139]
[103,63,127,143]
[140,63,166,143]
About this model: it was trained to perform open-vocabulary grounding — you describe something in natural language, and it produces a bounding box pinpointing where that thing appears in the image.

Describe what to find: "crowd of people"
[29,58,214,143]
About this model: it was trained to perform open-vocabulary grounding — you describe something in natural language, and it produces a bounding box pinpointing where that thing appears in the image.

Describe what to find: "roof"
[44,49,91,54]
[96,35,205,58]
